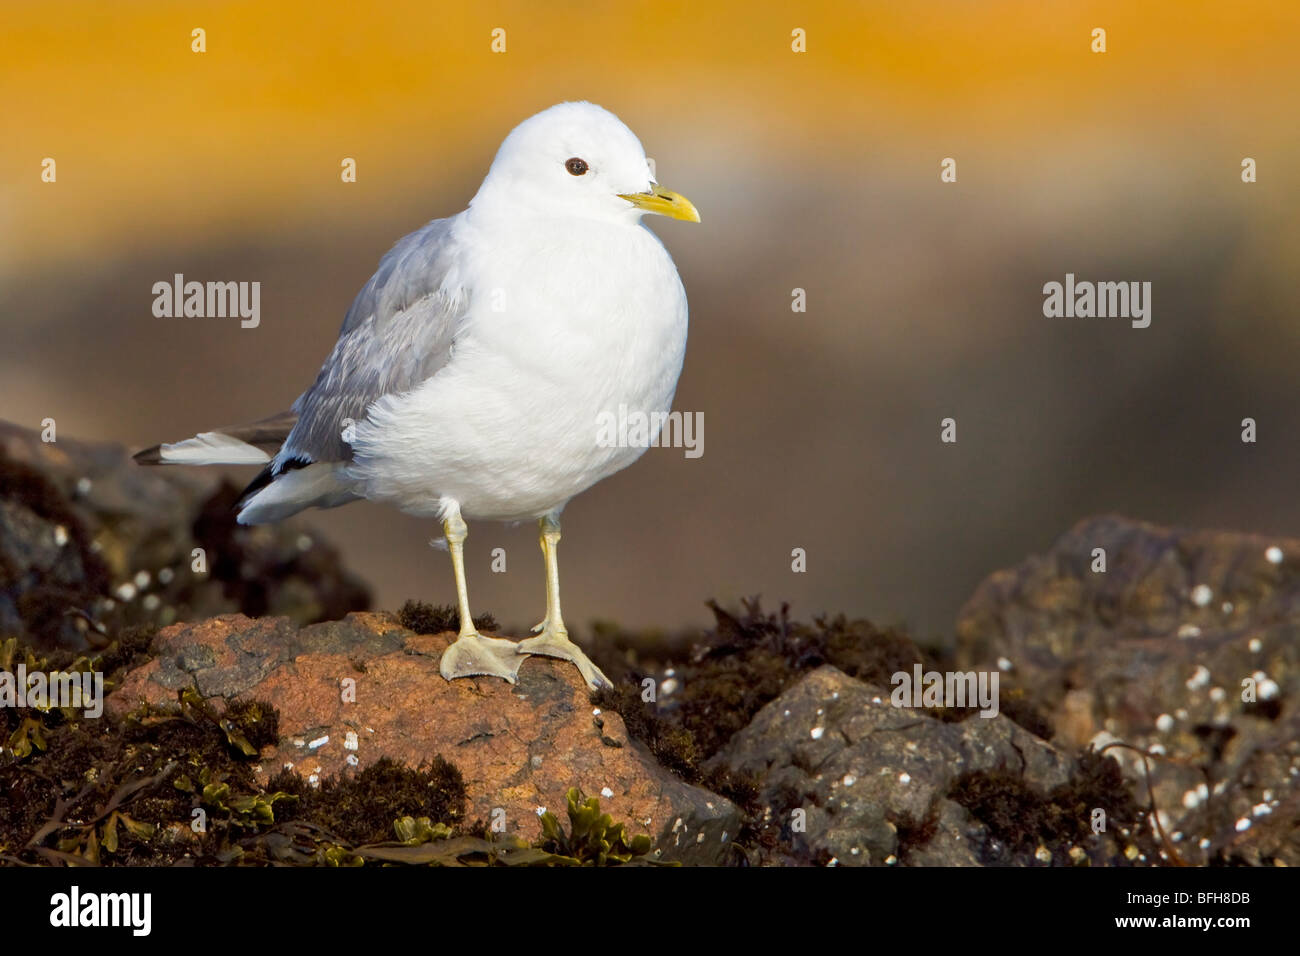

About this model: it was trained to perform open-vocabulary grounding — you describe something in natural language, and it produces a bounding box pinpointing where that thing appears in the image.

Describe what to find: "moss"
[592,598,932,770]
[90,624,157,680]
[397,599,498,635]
[268,756,466,846]
[948,749,1154,865]
[220,698,280,752]
[894,803,942,860]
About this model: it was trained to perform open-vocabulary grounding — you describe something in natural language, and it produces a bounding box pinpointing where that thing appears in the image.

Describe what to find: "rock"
[106,611,740,864]
[707,665,1077,866]
[956,515,1300,865]
[0,420,369,651]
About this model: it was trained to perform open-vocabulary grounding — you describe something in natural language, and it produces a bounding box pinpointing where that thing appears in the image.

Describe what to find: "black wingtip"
[133,444,164,465]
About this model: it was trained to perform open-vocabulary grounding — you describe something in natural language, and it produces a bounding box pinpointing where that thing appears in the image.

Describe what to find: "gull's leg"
[516,513,611,690]
[437,509,524,684]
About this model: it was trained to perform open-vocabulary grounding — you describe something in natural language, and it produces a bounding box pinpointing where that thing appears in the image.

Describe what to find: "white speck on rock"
[1191,584,1213,607]
[53,525,69,547]
[308,735,329,750]
[344,731,358,751]
[346,754,359,767]
[1260,679,1280,700]
[115,583,137,602]
[1089,730,1120,752]
[1249,638,1262,653]
[810,726,825,740]
[842,774,857,787]
[997,657,1013,672]
[1155,713,1174,732]
[1266,546,1283,564]
[1235,817,1251,833]
[535,807,547,817]
[601,787,614,798]
[899,772,911,784]
[1186,666,1211,690]
[1177,624,1201,639]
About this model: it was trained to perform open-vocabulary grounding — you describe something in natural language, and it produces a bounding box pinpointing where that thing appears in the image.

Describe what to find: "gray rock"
[956,515,1300,865]
[0,419,369,651]
[708,665,1076,866]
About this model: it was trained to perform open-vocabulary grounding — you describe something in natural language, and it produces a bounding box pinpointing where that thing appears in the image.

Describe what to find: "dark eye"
[565,157,589,176]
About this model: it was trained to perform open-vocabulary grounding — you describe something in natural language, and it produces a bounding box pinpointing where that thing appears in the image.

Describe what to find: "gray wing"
[278,216,469,466]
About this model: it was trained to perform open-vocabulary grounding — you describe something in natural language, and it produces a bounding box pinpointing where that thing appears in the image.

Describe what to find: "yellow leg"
[437,510,524,684]
[516,513,611,690]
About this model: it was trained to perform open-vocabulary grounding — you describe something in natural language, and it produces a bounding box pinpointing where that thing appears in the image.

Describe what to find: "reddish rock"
[107,612,739,864]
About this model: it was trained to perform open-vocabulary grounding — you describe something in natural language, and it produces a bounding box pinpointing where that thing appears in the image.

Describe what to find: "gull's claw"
[516,628,611,691]
[440,632,525,684]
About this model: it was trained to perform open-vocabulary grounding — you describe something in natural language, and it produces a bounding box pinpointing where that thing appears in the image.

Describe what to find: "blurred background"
[2,1,1298,643]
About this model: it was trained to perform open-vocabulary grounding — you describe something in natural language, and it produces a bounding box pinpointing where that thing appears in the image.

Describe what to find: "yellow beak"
[618,183,701,223]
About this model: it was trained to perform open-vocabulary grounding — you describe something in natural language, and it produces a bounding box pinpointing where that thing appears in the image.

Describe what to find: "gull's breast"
[348,220,689,520]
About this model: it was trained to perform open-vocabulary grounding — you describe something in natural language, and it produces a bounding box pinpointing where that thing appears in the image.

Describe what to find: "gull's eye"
[565,157,589,176]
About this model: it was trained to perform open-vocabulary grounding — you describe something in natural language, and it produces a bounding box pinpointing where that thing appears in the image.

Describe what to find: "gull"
[134,101,699,691]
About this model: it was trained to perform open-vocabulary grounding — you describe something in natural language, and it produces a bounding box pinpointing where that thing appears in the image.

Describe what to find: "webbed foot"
[440,631,525,684]
[517,626,611,691]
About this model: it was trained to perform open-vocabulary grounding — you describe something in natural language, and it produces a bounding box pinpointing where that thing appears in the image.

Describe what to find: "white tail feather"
[158,432,272,466]
[237,462,356,524]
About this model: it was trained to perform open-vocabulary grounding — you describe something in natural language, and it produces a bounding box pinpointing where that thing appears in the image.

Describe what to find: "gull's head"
[471,101,700,226]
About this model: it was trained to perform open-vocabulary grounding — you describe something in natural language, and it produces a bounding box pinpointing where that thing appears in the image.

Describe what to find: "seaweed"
[397,599,498,635]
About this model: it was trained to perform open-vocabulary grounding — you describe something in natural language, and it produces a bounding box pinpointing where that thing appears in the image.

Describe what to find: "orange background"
[3,2,1298,640]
